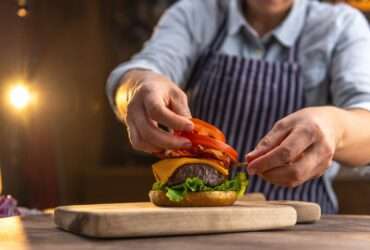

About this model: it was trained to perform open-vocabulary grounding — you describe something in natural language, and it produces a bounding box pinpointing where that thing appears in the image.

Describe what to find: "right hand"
[116,69,194,153]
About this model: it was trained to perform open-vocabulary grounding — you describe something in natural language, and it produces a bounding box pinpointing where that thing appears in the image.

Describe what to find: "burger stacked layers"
[149,118,248,207]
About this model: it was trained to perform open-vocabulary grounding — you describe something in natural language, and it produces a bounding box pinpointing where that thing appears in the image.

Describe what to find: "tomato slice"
[191,118,225,142]
[178,131,238,163]
[162,118,237,166]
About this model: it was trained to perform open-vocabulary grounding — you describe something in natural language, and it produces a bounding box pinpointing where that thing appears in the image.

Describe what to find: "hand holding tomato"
[115,69,194,153]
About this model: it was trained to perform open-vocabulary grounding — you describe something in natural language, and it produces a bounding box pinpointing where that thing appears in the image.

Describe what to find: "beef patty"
[167,164,226,187]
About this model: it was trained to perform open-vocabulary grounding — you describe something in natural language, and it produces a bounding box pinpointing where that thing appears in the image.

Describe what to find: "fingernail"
[184,123,193,132]
[244,154,250,162]
[245,154,254,162]
[247,168,256,176]
[247,150,261,161]
[247,150,257,157]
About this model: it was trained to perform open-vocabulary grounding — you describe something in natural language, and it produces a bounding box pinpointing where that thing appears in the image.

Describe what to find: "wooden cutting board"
[54,202,297,238]
[238,194,321,223]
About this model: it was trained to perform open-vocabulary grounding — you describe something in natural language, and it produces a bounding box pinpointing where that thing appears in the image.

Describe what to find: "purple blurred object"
[0,195,20,218]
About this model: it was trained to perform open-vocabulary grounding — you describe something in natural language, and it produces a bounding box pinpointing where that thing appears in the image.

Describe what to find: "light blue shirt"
[107,0,370,114]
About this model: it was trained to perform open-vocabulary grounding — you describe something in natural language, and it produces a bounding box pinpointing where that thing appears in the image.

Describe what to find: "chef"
[107,0,370,214]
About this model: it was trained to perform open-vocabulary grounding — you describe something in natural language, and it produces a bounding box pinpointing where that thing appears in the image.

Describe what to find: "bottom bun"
[149,190,237,207]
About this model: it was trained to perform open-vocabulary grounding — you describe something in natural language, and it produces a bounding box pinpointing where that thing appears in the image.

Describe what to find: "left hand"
[246,107,343,188]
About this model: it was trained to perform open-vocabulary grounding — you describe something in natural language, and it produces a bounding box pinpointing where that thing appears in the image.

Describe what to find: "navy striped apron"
[184,14,337,214]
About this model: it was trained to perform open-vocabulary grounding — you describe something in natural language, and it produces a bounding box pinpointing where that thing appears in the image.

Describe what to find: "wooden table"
[1,214,370,250]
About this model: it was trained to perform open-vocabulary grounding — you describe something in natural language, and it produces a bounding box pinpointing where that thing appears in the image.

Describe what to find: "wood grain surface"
[238,192,266,201]
[268,200,321,223]
[1,215,370,250]
[54,202,297,238]
[239,194,321,223]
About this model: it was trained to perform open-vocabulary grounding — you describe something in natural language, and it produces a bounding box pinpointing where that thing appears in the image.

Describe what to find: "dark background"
[0,0,175,208]
[0,0,369,214]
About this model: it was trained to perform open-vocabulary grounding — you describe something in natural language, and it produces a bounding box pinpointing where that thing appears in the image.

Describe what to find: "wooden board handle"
[238,193,321,223]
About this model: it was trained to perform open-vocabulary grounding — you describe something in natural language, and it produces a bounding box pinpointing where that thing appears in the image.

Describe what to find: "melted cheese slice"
[152,158,229,183]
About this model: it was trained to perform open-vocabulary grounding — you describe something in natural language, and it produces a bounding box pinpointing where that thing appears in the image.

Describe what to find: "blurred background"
[0,0,369,214]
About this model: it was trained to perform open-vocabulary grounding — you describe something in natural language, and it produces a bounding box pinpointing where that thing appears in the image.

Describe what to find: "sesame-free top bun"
[149,190,237,207]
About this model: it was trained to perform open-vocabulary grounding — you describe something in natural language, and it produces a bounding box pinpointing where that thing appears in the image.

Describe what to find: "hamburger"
[149,118,248,207]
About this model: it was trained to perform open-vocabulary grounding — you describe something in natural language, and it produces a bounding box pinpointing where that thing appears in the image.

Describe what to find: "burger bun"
[149,190,237,207]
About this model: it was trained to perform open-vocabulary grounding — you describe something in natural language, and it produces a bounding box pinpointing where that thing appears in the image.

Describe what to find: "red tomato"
[177,131,238,163]
[191,118,226,142]
[158,118,238,167]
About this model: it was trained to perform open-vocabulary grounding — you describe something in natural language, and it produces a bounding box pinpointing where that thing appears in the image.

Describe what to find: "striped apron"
[184,14,337,214]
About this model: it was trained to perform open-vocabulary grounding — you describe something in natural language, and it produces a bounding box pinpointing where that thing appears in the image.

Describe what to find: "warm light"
[17,8,28,18]
[17,0,29,17]
[9,85,32,110]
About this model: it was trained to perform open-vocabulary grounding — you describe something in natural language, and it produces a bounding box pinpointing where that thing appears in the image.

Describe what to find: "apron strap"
[184,3,229,91]
[209,16,229,51]
[288,34,302,63]
[186,0,309,87]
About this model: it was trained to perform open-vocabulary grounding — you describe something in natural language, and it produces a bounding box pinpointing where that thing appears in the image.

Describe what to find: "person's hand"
[115,69,193,153]
[245,107,344,188]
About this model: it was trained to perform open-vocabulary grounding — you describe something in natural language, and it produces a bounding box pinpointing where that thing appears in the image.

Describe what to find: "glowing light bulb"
[17,8,28,18]
[17,0,28,17]
[9,85,32,110]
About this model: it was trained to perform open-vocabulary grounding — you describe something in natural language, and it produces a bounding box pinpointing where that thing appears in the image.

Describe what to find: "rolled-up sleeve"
[330,8,370,111]
[106,0,214,108]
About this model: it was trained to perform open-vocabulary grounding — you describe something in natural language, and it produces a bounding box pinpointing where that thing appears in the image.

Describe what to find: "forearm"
[332,107,370,166]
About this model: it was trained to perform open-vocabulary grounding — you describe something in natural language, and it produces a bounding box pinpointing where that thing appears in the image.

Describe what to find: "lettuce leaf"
[166,188,184,202]
[152,172,248,202]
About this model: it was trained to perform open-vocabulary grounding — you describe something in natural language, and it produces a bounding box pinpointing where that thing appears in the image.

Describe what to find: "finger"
[259,164,301,188]
[144,96,193,131]
[134,111,192,149]
[260,144,327,188]
[126,119,161,153]
[246,119,292,162]
[248,126,316,175]
[169,91,192,119]
[291,142,333,178]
